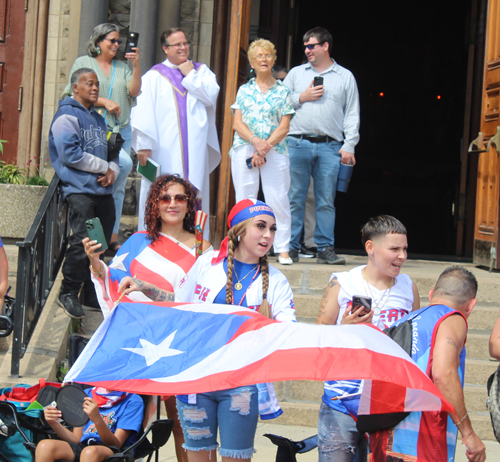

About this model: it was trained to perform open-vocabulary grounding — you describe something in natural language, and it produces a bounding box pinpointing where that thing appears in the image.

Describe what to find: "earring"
[370,252,373,256]
[96,46,101,55]
[237,235,241,242]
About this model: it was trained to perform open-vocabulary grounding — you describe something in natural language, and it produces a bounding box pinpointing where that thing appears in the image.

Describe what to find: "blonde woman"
[230,39,295,265]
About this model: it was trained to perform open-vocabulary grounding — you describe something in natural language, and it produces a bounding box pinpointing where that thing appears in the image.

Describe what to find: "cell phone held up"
[85,218,108,252]
[124,32,140,55]
[350,295,372,316]
[246,157,267,169]
[313,76,324,87]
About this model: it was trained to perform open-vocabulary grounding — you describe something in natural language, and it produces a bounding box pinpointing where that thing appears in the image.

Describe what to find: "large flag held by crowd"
[65,301,455,418]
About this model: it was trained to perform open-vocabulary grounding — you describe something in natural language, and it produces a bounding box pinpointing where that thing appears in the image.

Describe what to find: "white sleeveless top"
[332,265,414,329]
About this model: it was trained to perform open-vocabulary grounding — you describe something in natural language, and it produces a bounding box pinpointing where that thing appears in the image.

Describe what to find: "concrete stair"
[266,256,500,440]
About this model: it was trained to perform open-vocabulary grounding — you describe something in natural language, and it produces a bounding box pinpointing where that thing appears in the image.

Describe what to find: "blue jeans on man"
[318,403,367,462]
[288,136,341,253]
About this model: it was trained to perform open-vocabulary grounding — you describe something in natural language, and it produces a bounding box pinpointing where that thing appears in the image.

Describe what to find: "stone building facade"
[41,0,215,166]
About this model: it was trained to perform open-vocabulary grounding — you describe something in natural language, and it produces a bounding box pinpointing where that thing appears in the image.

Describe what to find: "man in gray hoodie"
[49,68,119,319]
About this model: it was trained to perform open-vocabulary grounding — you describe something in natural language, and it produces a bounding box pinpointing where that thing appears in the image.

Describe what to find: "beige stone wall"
[180,0,213,65]
[41,0,73,171]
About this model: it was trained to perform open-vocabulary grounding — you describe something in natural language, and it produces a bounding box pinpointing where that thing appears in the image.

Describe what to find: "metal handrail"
[11,174,70,377]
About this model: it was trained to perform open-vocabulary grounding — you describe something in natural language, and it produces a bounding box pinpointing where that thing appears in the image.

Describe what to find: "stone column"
[130,0,160,73]
[156,0,182,65]
[77,0,109,56]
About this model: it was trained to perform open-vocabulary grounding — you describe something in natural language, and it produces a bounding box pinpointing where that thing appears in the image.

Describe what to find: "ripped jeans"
[318,402,367,462]
[176,386,258,459]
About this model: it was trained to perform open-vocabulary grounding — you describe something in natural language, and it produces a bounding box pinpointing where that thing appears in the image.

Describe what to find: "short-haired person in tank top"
[315,215,420,462]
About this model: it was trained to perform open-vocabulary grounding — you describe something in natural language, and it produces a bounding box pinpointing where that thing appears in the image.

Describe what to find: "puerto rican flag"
[65,302,455,417]
[92,233,195,317]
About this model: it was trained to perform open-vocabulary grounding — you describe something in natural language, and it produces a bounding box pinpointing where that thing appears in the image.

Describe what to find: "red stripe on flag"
[75,347,454,415]
[150,236,196,274]
[129,260,174,293]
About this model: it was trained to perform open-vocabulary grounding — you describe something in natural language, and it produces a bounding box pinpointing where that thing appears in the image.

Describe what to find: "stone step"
[270,258,500,303]
[464,359,499,385]
[273,402,496,441]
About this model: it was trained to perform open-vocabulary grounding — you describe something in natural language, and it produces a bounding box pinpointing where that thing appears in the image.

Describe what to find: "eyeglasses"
[106,38,123,45]
[255,54,273,60]
[166,42,191,49]
[303,41,326,51]
[158,193,189,204]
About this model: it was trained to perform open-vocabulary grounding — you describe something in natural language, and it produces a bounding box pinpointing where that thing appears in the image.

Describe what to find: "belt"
[289,134,337,143]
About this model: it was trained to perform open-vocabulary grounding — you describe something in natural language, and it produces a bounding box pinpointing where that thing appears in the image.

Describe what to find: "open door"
[211,0,252,246]
[472,0,500,267]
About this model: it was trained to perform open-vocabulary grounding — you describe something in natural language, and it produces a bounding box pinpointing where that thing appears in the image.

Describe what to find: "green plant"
[26,176,49,186]
[0,140,7,156]
[0,161,27,184]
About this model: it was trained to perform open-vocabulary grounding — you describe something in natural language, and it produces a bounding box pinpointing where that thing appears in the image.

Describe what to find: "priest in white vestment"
[131,28,220,236]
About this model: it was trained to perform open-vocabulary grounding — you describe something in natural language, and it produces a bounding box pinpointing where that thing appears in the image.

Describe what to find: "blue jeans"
[112,124,133,235]
[176,386,258,459]
[287,137,341,251]
[318,402,367,462]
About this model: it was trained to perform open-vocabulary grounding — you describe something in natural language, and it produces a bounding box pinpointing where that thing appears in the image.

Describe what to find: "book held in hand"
[138,158,161,182]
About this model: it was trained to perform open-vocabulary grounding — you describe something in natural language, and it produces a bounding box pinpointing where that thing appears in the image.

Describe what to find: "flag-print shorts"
[176,385,259,459]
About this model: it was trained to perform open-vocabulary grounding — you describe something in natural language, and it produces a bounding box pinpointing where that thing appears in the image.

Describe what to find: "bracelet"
[249,135,256,145]
[90,261,104,278]
[455,412,468,426]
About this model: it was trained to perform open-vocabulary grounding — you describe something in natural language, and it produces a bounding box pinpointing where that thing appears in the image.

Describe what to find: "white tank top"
[332,265,414,329]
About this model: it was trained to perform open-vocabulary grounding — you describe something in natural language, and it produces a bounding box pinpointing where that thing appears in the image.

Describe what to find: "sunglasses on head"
[158,193,188,204]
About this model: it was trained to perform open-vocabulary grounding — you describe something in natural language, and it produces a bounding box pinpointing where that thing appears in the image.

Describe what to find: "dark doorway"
[285,0,473,256]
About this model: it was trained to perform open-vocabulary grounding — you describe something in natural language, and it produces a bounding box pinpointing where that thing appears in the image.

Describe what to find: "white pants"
[231,144,291,253]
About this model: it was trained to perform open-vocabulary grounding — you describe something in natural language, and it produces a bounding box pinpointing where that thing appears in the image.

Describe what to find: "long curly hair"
[144,174,198,242]
[224,218,271,319]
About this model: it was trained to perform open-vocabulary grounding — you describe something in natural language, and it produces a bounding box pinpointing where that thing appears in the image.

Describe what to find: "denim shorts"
[176,385,259,459]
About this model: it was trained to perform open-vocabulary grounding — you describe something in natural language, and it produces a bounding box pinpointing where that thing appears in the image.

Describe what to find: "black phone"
[246,157,267,169]
[351,295,372,316]
[313,76,324,87]
[85,218,108,251]
[124,32,140,55]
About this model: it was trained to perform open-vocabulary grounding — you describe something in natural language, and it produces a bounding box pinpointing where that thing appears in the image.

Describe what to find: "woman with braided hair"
[118,199,295,462]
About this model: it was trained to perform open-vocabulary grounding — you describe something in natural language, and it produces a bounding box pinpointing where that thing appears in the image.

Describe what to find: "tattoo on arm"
[133,278,144,289]
[143,287,174,302]
[446,337,458,349]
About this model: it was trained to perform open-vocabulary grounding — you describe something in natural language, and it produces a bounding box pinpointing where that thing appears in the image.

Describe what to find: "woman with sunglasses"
[230,39,295,265]
[119,199,296,462]
[83,174,209,462]
[63,23,141,263]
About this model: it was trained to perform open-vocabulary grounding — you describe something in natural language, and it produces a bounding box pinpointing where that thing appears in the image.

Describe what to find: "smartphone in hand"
[124,32,140,55]
[246,157,267,169]
[350,295,372,316]
[85,218,108,252]
[313,76,324,87]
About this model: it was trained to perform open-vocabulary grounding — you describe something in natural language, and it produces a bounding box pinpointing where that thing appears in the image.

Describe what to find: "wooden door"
[211,0,252,246]
[473,0,500,267]
[0,0,26,164]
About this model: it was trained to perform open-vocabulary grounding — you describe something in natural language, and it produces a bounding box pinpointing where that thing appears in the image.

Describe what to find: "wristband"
[250,135,256,145]
[455,412,468,426]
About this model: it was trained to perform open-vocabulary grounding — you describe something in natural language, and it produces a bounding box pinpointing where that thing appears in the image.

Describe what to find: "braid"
[259,255,271,319]
[225,229,236,304]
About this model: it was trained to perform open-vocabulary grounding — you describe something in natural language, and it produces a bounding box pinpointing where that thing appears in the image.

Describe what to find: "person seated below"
[35,387,144,462]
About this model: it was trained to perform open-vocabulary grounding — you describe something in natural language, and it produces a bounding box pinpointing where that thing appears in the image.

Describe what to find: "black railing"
[11,174,70,377]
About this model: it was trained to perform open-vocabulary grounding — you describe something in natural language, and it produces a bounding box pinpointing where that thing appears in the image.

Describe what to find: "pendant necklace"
[232,265,261,306]
[362,268,394,315]
[234,264,259,291]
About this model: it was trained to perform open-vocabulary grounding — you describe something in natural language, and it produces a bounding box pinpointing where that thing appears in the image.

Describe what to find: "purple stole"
[151,62,202,182]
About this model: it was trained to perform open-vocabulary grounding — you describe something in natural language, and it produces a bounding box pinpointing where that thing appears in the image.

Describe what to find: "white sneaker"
[277,255,294,265]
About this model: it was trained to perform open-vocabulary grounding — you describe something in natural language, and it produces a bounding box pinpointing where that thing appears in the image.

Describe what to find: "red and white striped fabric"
[66,302,455,418]
[91,232,196,317]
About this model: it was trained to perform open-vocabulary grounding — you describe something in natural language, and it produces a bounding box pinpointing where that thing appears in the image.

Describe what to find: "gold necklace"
[234,265,259,291]
[362,268,394,315]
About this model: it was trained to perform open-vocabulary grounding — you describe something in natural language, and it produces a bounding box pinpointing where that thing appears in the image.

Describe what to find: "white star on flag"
[122,331,184,366]
[109,252,129,272]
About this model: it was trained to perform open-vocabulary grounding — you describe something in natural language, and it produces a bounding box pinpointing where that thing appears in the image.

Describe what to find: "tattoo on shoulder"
[446,337,458,349]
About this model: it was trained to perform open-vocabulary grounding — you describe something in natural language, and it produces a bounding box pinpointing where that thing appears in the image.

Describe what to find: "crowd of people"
[41,21,496,462]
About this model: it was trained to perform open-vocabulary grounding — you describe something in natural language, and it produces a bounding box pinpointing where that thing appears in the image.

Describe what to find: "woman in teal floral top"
[230,39,295,265]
